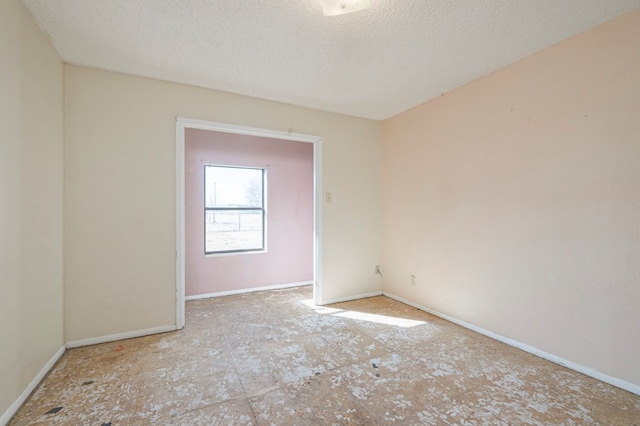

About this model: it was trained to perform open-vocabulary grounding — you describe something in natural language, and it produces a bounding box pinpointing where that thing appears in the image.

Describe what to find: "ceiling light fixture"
[317,0,371,16]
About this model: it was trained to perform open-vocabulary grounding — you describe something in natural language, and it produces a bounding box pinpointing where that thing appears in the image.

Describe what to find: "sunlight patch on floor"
[301,299,425,328]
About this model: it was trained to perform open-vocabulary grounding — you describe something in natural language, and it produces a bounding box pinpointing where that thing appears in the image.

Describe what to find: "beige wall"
[0,0,65,419]
[382,9,640,387]
[64,65,382,341]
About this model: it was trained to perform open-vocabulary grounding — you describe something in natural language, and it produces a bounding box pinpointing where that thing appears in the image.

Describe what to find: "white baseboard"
[320,290,383,306]
[66,325,177,349]
[383,291,640,397]
[186,281,313,301]
[1,345,66,426]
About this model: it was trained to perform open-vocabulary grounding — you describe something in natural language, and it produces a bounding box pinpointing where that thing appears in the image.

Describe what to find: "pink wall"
[381,10,640,386]
[185,128,313,296]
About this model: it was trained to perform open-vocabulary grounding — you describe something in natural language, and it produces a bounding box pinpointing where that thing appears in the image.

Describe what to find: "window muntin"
[204,165,265,254]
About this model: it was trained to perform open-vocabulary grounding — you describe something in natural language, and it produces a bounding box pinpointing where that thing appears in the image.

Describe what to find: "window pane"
[205,209,264,253]
[205,166,263,208]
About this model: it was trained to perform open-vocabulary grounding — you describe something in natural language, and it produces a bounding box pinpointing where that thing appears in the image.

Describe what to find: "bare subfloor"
[10,286,640,425]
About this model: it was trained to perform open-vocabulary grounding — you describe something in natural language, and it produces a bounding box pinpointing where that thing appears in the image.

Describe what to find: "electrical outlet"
[375,265,381,276]
[411,275,416,286]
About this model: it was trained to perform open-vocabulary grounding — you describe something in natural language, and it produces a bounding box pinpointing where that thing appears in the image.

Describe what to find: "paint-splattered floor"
[9,286,640,425]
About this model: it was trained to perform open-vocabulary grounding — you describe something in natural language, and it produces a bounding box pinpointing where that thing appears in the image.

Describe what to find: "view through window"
[204,165,265,254]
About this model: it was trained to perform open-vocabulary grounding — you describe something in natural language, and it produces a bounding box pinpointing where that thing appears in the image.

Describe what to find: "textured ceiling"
[21,0,640,120]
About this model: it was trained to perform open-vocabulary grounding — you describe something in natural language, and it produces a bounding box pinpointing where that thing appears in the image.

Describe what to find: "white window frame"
[204,165,266,255]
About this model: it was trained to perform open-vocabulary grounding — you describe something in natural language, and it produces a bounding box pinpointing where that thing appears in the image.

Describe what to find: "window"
[204,165,265,254]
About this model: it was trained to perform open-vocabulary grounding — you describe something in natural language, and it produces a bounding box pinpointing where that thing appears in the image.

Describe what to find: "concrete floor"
[9,285,640,425]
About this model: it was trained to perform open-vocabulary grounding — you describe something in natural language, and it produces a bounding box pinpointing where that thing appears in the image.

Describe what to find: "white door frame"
[175,117,323,329]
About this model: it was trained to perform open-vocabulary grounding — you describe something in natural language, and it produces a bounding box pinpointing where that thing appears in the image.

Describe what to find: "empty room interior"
[2,0,640,424]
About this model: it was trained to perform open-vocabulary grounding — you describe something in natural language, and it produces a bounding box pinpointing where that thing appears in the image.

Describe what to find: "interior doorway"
[175,118,323,329]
